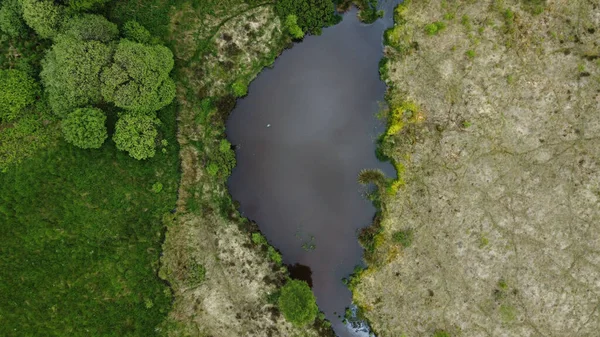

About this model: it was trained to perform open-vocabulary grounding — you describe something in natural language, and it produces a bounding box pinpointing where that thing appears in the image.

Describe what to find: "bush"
[232,80,248,97]
[392,228,414,248]
[61,107,108,149]
[123,20,151,43]
[101,39,175,113]
[252,232,268,245]
[278,279,318,326]
[22,0,64,39]
[113,113,159,160]
[424,21,446,35]
[433,330,450,337]
[268,246,282,265]
[0,69,39,122]
[285,15,304,39]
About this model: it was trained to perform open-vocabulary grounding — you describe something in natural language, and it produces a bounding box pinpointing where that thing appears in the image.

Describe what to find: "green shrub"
[433,330,450,337]
[123,20,151,44]
[392,229,413,248]
[278,279,318,326]
[152,181,163,193]
[207,162,219,176]
[232,80,248,97]
[61,107,108,149]
[466,49,476,59]
[424,21,446,35]
[252,232,268,245]
[268,246,283,265]
[285,14,304,39]
[187,262,206,285]
[0,69,39,122]
[113,113,159,160]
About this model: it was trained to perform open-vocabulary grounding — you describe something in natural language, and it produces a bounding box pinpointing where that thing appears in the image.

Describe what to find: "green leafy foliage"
[41,35,113,116]
[0,69,39,122]
[22,0,64,39]
[123,20,151,44]
[424,21,446,35]
[232,80,248,97]
[113,113,159,160]
[0,0,26,37]
[61,107,108,149]
[61,14,119,42]
[252,232,268,245]
[101,39,175,112]
[392,228,414,248]
[187,262,206,285]
[275,0,336,35]
[433,330,451,337]
[268,246,283,265]
[66,0,111,12]
[278,279,318,326]
[152,181,163,193]
[285,14,304,39]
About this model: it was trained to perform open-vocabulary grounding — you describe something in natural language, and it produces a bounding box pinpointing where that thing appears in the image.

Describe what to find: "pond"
[227,3,397,336]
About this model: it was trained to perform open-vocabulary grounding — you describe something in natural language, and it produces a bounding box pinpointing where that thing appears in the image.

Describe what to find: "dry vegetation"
[354,0,600,336]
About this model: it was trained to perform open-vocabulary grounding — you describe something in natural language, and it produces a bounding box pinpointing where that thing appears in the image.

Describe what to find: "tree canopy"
[62,14,118,42]
[0,0,26,37]
[61,107,108,149]
[122,20,151,44]
[278,279,318,326]
[40,35,113,116]
[22,0,63,39]
[0,69,39,122]
[275,0,336,35]
[113,113,159,160]
[101,39,175,113]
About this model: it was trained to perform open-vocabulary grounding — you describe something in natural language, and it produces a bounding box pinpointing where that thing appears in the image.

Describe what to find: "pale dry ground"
[354,0,600,336]
[159,2,325,336]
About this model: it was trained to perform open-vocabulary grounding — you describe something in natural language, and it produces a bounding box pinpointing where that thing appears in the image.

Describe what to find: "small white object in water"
[266,124,271,128]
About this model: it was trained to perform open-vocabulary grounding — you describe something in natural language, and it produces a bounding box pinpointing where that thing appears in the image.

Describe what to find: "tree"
[66,0,111,12]
[285,15,304,39]
[62,14,118,42]
[0,0,26,37]
[122,20,151,44]
[22,0,63,39]
[278,279,318,326]
[61,107,107,149]
[0,69,39,122]
[113,113,159,160]
[101,39,175,113]
[41,35,113,116]
[275,0,336,35]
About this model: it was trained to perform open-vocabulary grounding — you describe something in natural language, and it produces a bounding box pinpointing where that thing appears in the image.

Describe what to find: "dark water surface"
[227,4,397,336]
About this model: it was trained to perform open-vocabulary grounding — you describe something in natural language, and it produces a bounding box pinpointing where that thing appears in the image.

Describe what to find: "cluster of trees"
[0,0,175,160]
[275,0,340,36]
